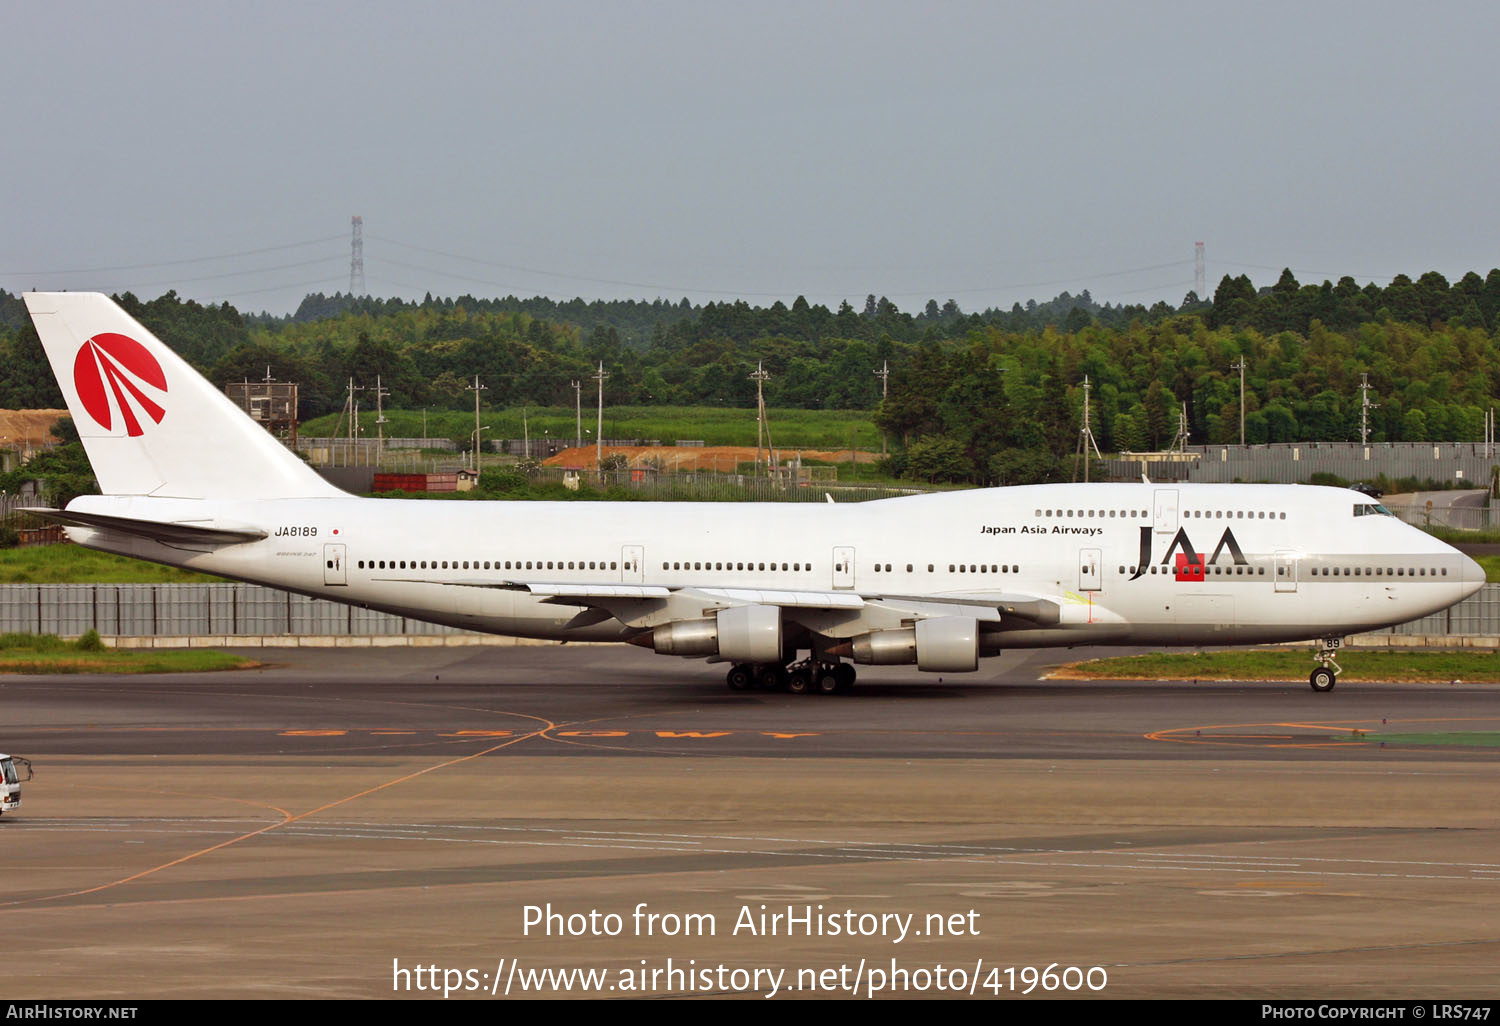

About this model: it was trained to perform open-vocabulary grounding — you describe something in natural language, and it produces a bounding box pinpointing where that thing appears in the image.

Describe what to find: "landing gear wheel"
[1309,667,1336,692]
[726,665,752,691]
[814,668,841,694]
[755,664,786,691]
[834,663,856,688]
[1309,636,1343,692]
[786,667,812,694]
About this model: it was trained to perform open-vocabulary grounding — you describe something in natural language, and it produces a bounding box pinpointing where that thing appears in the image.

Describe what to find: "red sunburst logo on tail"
[72,333,168,436]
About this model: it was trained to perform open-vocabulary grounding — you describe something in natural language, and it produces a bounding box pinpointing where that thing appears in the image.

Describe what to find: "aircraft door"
[1078,547,1102,591]
[1154,489,1179,536]
[621,544,644,583]
[323,543,347,586]
[832,546,855,590]
[1274,550,1298,593]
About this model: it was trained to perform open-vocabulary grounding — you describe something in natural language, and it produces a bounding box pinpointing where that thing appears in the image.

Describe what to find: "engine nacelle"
[850,628,917,665]
[849,616,980,673]
[650,605,783,663]
[914,616,979,671]
[649,617,719,656]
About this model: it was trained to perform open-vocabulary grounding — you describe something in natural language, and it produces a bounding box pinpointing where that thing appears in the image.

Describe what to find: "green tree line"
[4,267,1500,485]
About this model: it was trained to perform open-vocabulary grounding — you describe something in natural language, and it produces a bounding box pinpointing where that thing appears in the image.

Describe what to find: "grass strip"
[0,546,224,584]
[1057,649,1500,682]
[1358,732,1500,747]
[0,633,254,674]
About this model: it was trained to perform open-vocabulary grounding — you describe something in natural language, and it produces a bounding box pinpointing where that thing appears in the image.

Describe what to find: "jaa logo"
[1129,525,1247,581]
[72,333,167,437]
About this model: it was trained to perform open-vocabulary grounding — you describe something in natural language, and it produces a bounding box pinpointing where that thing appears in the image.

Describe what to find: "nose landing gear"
[1309,637,1343,692]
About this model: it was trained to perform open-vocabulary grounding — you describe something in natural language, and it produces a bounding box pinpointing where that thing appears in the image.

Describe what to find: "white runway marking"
[12,817,1500,883]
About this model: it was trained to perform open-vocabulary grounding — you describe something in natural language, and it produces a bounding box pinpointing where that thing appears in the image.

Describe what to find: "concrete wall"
[1105,441,1500,486]
[0,583,467,638]
[3,581,1498,641]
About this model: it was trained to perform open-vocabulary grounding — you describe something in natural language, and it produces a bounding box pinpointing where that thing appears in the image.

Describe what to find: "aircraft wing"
[429,579,859,607]
[497,582,672,600]
[430,578,1060,634]
[862,592,1062,626]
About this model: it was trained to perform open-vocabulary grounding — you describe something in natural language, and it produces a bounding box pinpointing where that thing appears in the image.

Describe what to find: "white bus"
[0,755,29,815]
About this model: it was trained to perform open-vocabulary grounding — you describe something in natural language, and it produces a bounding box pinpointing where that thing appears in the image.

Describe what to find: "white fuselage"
[64,483,1482,653]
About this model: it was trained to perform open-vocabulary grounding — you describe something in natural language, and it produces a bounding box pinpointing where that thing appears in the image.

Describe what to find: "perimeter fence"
[1,582,1496,640]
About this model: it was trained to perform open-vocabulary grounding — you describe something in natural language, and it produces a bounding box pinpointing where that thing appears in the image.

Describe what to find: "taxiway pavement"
[3,645,1498,999]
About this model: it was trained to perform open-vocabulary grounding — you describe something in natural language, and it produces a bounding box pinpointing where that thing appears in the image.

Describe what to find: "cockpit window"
[1354,503,1395,517]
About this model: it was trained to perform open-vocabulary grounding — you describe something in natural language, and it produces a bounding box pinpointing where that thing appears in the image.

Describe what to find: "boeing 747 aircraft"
[20,292,1485,693]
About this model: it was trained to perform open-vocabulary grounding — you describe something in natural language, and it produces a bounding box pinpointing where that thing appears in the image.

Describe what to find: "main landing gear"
[725,659,856,695]
[1309,636,1343,692]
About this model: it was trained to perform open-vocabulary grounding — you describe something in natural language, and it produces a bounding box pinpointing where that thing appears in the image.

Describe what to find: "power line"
[1214,258,1400,284]
[0,235,346,276]
[1106,278,1198,299]
[100,255,346,292]
[880,260,1196,298]
[371,256,566,299]
[371,236,1196,303]
[191,275,350,301]
[370,239,786,298]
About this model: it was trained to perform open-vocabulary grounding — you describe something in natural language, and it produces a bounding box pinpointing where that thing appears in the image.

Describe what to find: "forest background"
[3,267,1497,487]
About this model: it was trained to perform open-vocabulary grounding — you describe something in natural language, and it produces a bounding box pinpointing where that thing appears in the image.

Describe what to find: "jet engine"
[648,604,783,663]
[849,616,979,672]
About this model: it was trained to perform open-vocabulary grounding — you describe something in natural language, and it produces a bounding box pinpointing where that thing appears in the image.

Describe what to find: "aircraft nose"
[1459,551,1486,600]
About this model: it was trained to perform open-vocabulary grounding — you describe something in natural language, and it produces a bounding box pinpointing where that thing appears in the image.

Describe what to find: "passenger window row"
[1118,563,1448,578]
[357,559,619,571]
[1185,510,1284,520]
[661,561,809,572]
[1129,564,1267,576]
[1033,508,1287,521]
[873,563,1022,574]
[1312,566,1445,577]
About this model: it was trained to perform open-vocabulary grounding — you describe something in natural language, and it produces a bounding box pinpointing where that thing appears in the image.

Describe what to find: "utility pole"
[873,359,889,458]
[750,361,770,474]
[1073,375,1102,482]
[1230,356,1246,445]
[594,361,609,479]
[1358,373,1378,445]
[344,378,362,444]
[571,379,582,448]
[466,375,487,474]
[343,377,365,464]
[1171,401,1191,453]
[371,374,389,461]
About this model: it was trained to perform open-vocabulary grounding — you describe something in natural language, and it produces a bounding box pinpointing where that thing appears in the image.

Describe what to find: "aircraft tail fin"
[23,292,344,500]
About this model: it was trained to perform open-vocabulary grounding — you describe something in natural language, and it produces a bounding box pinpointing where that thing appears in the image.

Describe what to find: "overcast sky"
[3,1,1497,315]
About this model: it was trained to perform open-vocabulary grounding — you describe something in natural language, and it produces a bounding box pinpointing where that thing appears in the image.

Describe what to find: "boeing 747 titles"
[20,292,1484,693]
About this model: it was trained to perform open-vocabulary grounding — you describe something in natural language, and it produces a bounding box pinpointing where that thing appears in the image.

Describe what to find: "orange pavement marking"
[0,716,557,910]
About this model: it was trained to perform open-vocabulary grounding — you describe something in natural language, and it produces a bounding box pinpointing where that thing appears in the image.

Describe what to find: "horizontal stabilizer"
[22,507,267,546]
